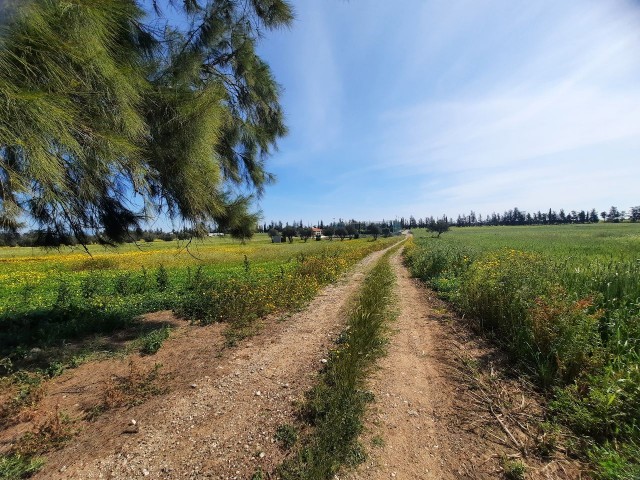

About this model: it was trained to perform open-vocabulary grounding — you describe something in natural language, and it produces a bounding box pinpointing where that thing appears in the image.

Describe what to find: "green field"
[405,224,640,479]
[0,234,399,371]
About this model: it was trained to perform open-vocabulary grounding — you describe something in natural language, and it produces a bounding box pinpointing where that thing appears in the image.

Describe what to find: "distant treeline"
[0,227,202,248]
[3,205,638,248]
[448,205,639,227]
[383,205,637,229]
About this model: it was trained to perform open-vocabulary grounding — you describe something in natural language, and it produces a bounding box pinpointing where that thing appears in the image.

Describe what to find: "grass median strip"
[275,247,399,479]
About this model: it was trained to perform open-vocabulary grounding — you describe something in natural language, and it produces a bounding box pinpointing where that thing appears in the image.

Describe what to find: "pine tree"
[0,0,292,243]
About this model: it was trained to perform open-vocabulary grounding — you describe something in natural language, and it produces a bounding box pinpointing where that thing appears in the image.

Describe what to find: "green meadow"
[0,235,399,368]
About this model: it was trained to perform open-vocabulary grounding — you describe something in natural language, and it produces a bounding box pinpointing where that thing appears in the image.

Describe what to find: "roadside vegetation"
[276,246,399,479]
[404,224,640,479]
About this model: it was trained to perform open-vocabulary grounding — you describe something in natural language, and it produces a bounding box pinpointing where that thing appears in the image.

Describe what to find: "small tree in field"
[426,219,450,238]
[282,226,297,243]
[322,226,335,240]
[381,227,391,238]
[299,227,313,242]
[335,227,348,241]
[367,224,380,240]
[346,224,357,239]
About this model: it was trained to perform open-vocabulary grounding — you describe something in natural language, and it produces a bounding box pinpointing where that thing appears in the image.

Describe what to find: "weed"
[0,453,44,479]
[45,362,64,379]
[80,272,103,298]
[275,424,298,450]
[114,272,133,296]
[84,404,107,422]
[138,326,170,355]
[14,409,75,456]
[534,422,561,458]
[54,281,73,309]
[223,319,262,348]
[103,361,166,408]
[250,468,264,480]
[155,265,169,291]
[371,435,385,447]
[0,372,45,424]
[501,457,526,480]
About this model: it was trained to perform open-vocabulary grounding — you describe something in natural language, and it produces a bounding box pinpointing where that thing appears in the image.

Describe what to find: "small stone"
[408,410,418,416]
[142,468,150,476]
[59,466,67,473]
[130,419,137,426]
[320,358,328,364]
[190,383,197,388]
[259,452,265,459]
[255,391,262,396]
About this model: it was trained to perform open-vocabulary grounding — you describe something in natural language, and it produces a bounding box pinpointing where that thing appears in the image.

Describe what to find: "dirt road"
[348,251,583,480]
[33,246,390,479]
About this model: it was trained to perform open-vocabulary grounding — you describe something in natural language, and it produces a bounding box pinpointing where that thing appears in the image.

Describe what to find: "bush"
[139,326,170,355]
[528,288,603,385]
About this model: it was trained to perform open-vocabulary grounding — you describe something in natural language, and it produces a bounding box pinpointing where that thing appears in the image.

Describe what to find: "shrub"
[528,288,603,385]
[155,265,169,291]
[139,326,171,355]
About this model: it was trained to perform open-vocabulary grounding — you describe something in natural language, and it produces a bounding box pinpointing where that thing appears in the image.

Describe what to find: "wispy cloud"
[258,0,640,223]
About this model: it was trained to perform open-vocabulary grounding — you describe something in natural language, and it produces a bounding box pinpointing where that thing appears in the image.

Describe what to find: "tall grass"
[277,247,398,479]
[404,226,640,479]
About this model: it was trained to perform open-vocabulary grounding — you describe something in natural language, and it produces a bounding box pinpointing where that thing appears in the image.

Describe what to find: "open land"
[1,224,639,479]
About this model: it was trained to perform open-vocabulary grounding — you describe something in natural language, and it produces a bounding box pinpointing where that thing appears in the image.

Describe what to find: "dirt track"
[4,242,586,479]
[31,246,389,479]
[348,251,584,480]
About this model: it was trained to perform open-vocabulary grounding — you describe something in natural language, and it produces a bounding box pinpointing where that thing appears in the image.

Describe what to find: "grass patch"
[275,424,298,450]
[276,247,397,479]
[137,326,170,355]
[0,453,44,480]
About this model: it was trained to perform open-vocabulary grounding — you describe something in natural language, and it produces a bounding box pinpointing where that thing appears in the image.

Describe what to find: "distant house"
[208,232,225,237]
[311,227,322,239]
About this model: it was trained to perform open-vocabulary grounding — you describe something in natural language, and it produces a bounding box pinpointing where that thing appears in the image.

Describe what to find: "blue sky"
[252,0,640,226]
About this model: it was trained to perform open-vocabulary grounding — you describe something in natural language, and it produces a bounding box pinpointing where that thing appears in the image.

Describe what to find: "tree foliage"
[366,223,380,240]
[299,227,313,242]
[426,219,450,238]
[282,225,297,243]
[0,0,292,243]
[322,226,335,240]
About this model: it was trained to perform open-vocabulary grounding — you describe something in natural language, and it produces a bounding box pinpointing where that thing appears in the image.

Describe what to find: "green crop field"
[405,223,640,479]
[0,235,399,373]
